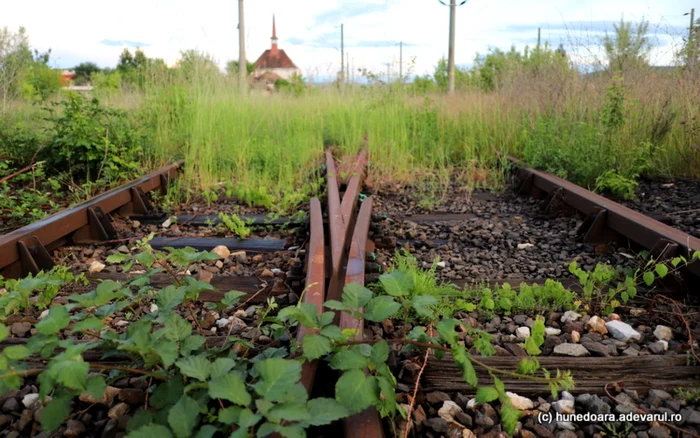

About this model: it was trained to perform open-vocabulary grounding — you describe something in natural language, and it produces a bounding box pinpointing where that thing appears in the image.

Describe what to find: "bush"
[41,93,145,182]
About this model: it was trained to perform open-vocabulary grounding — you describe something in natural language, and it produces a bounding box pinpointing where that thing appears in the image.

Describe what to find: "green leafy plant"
[218,213,252,238]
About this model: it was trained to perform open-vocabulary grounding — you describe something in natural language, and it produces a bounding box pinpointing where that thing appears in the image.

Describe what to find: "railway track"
[0,151,699,437]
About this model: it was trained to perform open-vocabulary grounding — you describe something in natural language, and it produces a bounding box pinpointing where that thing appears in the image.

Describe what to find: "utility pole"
[689,8,696,71]
[399,41,403,81]
[447,0,456,94]
[440,0,467,94]
[537,27,541,50]
[346,51,350,84]
[238,0,246,94]
[340,24,345,87]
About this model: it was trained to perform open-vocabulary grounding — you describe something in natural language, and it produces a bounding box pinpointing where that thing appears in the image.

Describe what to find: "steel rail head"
[340,149,368,225]
[297,197,325,393]
[340,196,385,438]
[0,161,184,277]
[326,150,345,272]
[506,156,700,279]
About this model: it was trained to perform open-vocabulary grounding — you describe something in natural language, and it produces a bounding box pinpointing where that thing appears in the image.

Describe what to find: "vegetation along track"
[0,149,699,437]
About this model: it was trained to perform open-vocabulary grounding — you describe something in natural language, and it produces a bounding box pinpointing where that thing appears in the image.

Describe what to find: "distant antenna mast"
[439,0,468,94]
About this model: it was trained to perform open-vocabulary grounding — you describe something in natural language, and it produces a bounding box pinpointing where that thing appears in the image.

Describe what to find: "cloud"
[503,21,686,36]
[351,40,419,48]
[312,1,389,27]
[100,39,151,48]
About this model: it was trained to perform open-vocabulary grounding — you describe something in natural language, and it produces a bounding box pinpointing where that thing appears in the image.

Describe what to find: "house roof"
[254,49,298,70]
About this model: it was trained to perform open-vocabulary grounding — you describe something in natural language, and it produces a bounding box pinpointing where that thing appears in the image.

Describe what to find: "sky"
[2,0,695,82]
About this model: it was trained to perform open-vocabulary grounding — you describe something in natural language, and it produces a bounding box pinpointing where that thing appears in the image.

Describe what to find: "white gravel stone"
[516,326,531,339]
[561,311,581,323]
[216,318,231,328]
[545,327,561,336]
[517,243,534,250]
[161,217,173,229]
[437,400,463,422]
[149,304,159,313]
[22,394,40,408]
[211,245,231,259]
[89,262,106,273]
[605,320,642,342]
[654,325,673,341]
[552,399,575,414]
[39,309,50,319]
[553,343,590,357]
[585,316,608,334]
[506,392,534,410]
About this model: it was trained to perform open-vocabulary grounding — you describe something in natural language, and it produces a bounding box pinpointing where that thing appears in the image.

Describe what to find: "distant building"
[60,70,75,86]
[253,16,301,83]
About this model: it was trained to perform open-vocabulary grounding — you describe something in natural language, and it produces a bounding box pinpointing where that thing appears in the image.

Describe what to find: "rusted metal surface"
[508,156,700,278]
[298,198,325,392]
[339,148,367,222]
[326,150,345,272]
[341,197,385,438]
[0,161,183,278]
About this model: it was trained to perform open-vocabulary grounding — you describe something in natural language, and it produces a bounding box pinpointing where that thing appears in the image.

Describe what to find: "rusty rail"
[0,161,183,278]
[298,197,325,392]
[508,156,700,282]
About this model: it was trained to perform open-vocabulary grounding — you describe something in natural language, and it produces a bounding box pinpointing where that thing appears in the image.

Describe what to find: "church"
[253,16,301,82]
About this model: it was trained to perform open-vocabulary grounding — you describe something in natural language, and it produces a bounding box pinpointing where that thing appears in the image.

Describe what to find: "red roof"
[254,49,298,69]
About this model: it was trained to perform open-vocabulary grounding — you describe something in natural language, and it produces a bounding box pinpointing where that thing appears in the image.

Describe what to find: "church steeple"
[271,15,278,54]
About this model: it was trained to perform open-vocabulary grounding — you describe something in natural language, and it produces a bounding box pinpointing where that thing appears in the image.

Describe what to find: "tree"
[226,60,254,76]
[602,18,651,73]
[676,17,699,69]
[23,49,61,100]
[0,26,32,112]
[73,62,101,85]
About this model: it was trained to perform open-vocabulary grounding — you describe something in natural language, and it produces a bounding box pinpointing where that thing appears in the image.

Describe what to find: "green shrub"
[42,93,145,182]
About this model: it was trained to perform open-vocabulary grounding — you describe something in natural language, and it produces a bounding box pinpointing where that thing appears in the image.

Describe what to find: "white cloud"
[2,0,694,79]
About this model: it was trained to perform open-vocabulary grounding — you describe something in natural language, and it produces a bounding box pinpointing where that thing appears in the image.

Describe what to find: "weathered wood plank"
[421,355,700,396]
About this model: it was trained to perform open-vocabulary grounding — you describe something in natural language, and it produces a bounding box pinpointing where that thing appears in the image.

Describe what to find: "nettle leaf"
[643,271,655,286]
[85,375,107,400]
[106,253,129,263]
[70,317,104,333]
[436,318,460,345]
[157,286,186,313]
[323,300,347,311]
[335,369,379,415]
[253,358,302,402]
[411,294,438,319]
[364,296,401,322]
[518,357,540,375]
[341,283,373,309]
[302,334,332,360]
[150,376,184,409]
[209,374,250,406]
[209,358,237,379]
[95,281,121,306]
[36,306,70,335]
[193,425,217,438]
[0,325,9,342]
[378,270,413,297]
[320,325,343,340]
[168,395,200,438]
[163,314,192,341]
[181,335,206,355]
[306,398,349,426]
[370,340,389,365]
[40,396,71,431]
[319,311,335,327]
[278,303,318,328]
[655,264,669,279]
[3,345,31,360]
[256,423,305,438]
[499,396,522,435]
[475,386,499,403]
[330,347,369,371]
[266,402,311,424]
[452,344,477,387]
[154,341,179,368]
[128,423,174,438]
[222,290,246,307]
[176,355,210,381]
